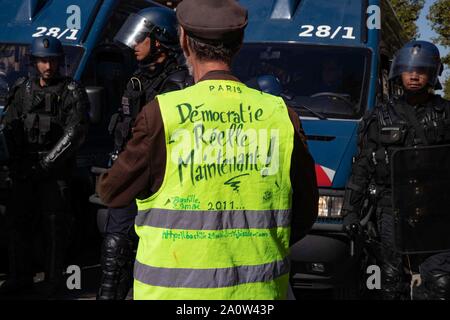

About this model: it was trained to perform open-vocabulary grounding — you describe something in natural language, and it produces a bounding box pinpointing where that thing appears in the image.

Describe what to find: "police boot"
[415,273,450,300]
[37,213,67,299]
[0,231,34,296]
[428,273,450,300]
[97,233,134,300]
[380,259,410,300]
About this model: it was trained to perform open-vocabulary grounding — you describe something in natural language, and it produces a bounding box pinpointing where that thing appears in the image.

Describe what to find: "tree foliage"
[390,0,425,40]
[427,0,450,99]
[427,0,450,47]
[444,76,450,100]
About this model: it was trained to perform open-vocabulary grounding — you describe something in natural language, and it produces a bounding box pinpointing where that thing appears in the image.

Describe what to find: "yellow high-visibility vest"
[134,79,294,300]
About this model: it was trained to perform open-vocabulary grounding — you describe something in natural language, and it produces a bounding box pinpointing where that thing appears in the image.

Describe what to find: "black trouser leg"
[38,179,72,297]
[97,203,137,300]
[43,214,66,285]
[379,246,408,299]
[378,210,409,300]
[97,233,134,300]
[0,180,34,295]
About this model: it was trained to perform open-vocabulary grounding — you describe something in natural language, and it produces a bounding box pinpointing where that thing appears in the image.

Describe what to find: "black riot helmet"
[389,40,444,90]
[246,74,283,96]
[30,36,64,59]
[114,7,179,52]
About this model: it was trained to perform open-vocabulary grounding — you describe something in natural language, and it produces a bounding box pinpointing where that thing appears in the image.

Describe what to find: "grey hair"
[184,32,243,66]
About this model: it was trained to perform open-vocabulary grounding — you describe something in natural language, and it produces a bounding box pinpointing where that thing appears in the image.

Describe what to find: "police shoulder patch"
[432,95,448,112]
[11,77,29,96]
[12,76,28,89]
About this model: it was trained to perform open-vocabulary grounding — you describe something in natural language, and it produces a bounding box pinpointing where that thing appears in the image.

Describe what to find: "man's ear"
[144,36,152,48]
[179,27,190,58]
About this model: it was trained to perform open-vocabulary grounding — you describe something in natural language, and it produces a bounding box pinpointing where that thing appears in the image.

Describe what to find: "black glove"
[344,222,361,239]
[30,161,50,181]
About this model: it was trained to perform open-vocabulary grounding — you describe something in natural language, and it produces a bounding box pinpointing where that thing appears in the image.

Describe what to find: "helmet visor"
[389,45,441,84]
[114,14,153,49]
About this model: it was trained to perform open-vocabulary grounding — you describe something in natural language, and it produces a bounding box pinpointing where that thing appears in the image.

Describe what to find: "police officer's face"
[134,36,151,61]
[36,57,59,80]
[401,69,429,91]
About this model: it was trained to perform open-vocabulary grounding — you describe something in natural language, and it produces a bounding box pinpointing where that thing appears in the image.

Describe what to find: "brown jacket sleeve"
[97,100,163,207]
[287,107,319,246]
[98,101,319,241]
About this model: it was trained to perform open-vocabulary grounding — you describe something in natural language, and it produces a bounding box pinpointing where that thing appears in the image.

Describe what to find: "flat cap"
[176,0,248,42]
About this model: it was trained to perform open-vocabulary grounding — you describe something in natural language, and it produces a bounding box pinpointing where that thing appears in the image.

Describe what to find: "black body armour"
[22,79,68,150]
[342,94,450,221]
[2,76,89,176]
[372,95,450,187]
[108,58,189,162]
[0,76,89,298]
[12,78,83,150]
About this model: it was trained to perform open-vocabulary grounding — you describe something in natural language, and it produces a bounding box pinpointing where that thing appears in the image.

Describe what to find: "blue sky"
[416,0,449,92]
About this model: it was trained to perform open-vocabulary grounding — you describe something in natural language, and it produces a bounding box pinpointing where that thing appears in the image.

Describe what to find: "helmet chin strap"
[138,37,166,69]
[403,85,432,106]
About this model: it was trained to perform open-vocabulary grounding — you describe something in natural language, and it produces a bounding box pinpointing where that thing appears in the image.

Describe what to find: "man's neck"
[192,60,230,83]
[39,75,61,87]
[142,53,168,72]
[39,77,49,87]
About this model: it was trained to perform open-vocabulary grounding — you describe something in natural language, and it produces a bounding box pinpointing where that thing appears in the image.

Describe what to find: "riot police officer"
[342,41,450,300]
[0,36,89,297]
[246,74,284,96]
[96,7,190,300]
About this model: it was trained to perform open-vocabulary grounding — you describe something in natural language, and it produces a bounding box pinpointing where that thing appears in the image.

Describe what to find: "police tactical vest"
[134,80,294,300]
[21,78,74,149]
[121,70,155,119]
[372,96,450,186]
[109,61,187,157]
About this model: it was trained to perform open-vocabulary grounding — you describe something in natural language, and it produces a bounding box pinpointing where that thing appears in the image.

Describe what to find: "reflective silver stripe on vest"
[135,209,291,230]
[134,257,290,288]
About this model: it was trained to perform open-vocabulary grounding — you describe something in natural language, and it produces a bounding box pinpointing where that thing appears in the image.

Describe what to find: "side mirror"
[85,86,104,125]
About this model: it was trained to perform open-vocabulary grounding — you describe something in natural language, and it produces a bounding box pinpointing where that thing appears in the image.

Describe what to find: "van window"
[233,43,371,119]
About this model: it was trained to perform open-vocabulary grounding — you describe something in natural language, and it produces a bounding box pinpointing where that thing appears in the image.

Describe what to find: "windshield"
[232,43,371,119]
[0,44,83,106]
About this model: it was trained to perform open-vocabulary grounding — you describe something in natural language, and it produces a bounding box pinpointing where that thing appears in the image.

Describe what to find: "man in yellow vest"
[98,0,318,300]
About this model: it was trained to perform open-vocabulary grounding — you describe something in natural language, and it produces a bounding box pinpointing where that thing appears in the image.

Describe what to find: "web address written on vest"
[162,229,269,241]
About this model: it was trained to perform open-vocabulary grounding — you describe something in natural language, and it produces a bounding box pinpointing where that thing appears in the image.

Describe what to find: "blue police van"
[233,0,407,298]
[0,0,407,298]
[0,0,171,280]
